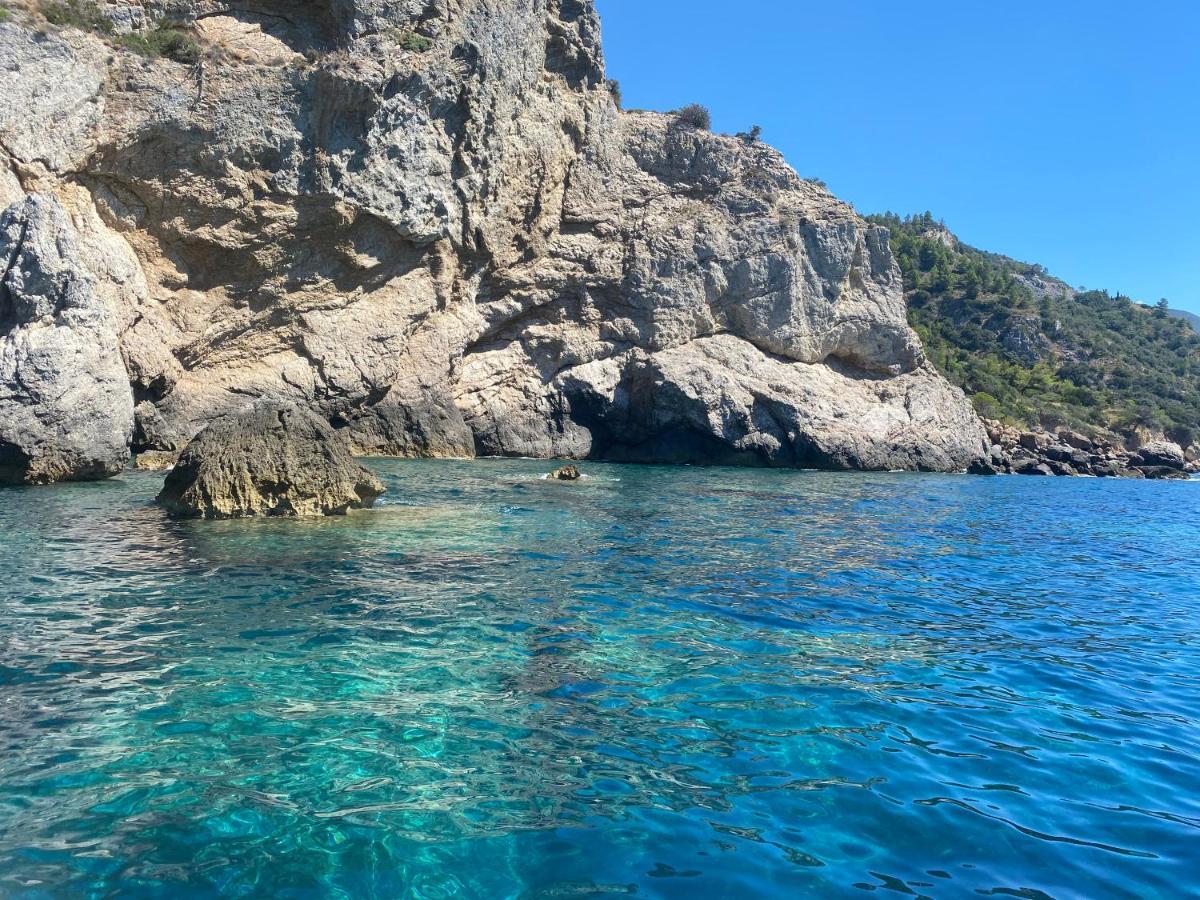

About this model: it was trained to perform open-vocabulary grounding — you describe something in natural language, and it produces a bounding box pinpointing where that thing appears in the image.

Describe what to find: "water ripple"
[1,462,1198,897]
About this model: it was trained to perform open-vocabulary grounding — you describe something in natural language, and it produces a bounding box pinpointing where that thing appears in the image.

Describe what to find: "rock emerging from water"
[549,465,583,481]
[158,402,385,519]
[0,195,134,483]
[1134,441,1186,469]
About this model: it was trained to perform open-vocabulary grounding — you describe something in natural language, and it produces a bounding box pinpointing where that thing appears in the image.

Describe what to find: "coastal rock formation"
[1134,440,1185,469]
[158,401,386,518]
[0,194,133,483]
[339,391,474,459]
[0,2,988,477]
[984,421,1191,479]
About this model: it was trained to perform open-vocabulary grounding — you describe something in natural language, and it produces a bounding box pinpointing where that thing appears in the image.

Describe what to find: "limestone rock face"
[0,23,105,176]
[0,194,133,483]
[0,1,989,474]
[158,401,385,518]
[339,388,474,459]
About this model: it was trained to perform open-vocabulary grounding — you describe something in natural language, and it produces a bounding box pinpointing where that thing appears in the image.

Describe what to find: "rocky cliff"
[0,0,987,483]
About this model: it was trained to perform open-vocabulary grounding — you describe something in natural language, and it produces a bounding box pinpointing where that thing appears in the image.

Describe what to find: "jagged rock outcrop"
[0,194,133,483]
[984,421,1191,479]
[1135,440,1185,470]
[158,401,385,517]
[0,1,989,478]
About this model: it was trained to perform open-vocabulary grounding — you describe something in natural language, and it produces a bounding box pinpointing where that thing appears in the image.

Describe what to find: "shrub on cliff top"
[41,0,112,33]
[673,103,711,130]
[607,79,622,109]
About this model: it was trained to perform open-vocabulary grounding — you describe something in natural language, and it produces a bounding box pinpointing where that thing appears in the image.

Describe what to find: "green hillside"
[867,212,1200,445]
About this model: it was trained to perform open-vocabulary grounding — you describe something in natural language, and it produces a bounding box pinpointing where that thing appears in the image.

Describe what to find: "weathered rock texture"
[0,2,988,479]
[158,401,385,517]
[984,421,1192,480]
[0,194,134,482]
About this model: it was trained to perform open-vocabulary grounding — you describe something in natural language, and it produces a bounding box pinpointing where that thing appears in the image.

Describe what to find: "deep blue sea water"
[1,461,1198,899]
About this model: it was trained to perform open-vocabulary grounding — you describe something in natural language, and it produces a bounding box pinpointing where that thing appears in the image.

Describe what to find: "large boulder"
[158,402,386,518]
[0,195,133,484]
[1134,440,1185,469]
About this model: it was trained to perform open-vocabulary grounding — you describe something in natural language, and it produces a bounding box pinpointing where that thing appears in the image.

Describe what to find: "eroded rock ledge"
[0,2,988,483]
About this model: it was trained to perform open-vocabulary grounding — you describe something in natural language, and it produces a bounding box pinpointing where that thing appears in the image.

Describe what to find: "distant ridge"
[1167,308,1200,334]
[867,212,1200,446]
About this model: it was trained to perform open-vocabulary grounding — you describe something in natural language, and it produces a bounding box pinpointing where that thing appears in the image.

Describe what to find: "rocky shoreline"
[1,2,1194,490]
[0,0,987,485]
[981,421,1196,479]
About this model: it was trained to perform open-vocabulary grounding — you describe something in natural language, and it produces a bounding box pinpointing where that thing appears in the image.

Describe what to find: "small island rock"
[158,402,385,519]
[549,465,583,481]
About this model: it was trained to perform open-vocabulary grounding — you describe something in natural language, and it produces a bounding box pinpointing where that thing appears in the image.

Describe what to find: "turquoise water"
[1,462,1198,899]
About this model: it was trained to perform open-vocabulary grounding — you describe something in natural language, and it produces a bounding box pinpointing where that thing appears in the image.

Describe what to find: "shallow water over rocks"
[1,461,1198,897]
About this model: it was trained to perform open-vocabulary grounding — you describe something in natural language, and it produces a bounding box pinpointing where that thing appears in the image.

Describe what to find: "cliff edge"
[0,0,987,482]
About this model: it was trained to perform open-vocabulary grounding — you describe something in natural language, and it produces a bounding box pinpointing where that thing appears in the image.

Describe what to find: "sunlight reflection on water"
[1,461,1198,897]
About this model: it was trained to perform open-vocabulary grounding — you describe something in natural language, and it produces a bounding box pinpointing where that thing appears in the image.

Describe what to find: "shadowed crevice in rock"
[0,439,33,484]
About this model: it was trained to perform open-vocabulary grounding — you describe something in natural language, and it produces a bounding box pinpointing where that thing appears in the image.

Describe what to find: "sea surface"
[1,461,1198,899]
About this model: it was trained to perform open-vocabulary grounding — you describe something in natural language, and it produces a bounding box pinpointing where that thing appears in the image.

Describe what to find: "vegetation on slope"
[867,212,1200,445]
[40,0,113,33]
[36,0,200,62]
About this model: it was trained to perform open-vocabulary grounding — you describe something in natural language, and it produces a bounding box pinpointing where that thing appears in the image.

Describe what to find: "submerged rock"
[549,465,583,481]
[158,402,385,519]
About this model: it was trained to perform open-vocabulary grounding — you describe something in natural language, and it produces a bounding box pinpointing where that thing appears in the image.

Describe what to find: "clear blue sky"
[595,0,1200,313]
